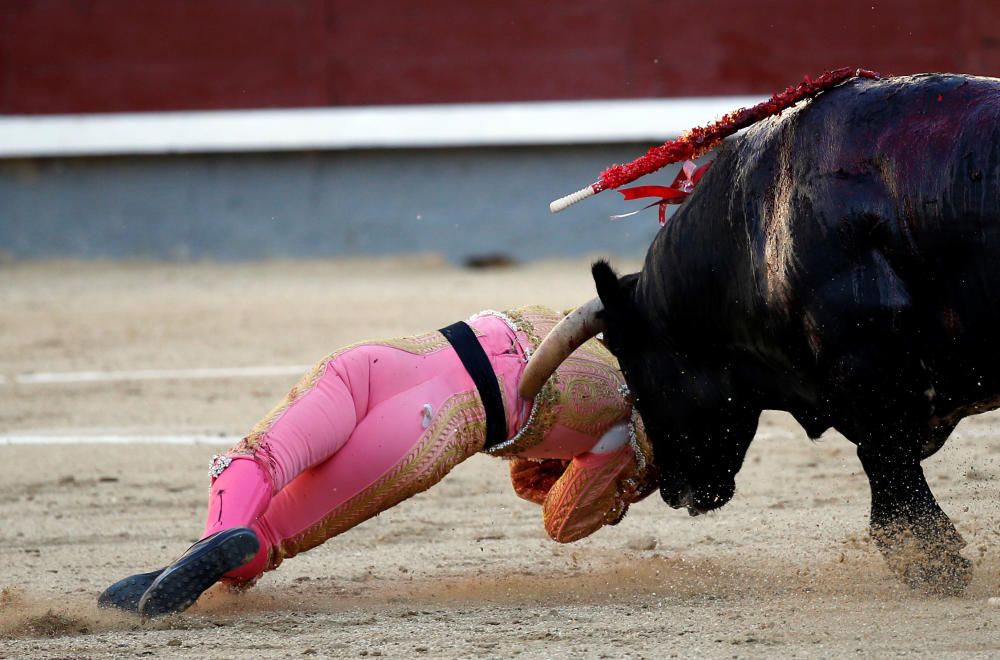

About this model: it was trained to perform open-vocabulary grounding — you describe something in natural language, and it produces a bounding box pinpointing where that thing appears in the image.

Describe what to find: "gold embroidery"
[268,391,486,569]
[556,357,627,434]
[503,305,561,348]
[542,448,631,543]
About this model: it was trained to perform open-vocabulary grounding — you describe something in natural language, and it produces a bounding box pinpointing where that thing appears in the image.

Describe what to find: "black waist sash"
[439,321,507,450]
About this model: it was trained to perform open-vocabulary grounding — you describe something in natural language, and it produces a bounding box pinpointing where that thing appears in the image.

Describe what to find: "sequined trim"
[462,306,561,456]
[208,454,232,479]
[627,412,647,474]
[467,309,533,359]
[625,411,658,501]
[486,378,559,456]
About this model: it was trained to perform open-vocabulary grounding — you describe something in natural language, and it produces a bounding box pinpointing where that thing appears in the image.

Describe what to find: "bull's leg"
[856,446,971,595]
[824,327,970,593]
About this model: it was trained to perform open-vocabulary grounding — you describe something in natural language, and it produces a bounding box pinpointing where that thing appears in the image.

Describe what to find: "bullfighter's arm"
[509,421,654,543]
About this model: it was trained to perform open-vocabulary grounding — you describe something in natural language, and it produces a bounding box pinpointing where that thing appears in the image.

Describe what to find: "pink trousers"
[202,315,635,581]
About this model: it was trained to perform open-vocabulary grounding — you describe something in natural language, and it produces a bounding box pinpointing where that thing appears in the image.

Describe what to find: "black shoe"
[97,569,165,612]
[137,528,260,617]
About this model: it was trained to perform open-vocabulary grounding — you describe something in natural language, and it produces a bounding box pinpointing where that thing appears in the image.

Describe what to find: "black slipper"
[97,569,165,612]
[137,527,260,617]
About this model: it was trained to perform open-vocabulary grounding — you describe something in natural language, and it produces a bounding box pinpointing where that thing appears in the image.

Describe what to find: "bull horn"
[519,298,606,399]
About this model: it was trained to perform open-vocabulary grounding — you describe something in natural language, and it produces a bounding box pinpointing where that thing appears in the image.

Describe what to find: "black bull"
[536,73,1000,594]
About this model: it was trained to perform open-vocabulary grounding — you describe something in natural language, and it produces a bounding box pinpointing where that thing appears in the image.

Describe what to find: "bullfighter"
[99,305,657,616]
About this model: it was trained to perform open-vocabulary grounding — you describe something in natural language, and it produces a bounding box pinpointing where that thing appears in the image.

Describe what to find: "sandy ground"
[1,258,999,659]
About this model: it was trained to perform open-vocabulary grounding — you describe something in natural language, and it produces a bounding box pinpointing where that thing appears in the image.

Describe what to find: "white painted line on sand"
[0,434,241,446]
[12,365,311,385]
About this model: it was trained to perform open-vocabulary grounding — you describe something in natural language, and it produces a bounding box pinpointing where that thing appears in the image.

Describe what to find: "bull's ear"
[590,259,637,314]
[592,260,639,325]
[592,260,621,306]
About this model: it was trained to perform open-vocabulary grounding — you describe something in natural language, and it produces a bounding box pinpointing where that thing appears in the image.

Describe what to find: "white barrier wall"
[0,98,752,261]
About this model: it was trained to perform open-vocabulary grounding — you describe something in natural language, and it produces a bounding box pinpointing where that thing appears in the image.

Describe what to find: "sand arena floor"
[1,258,999,659]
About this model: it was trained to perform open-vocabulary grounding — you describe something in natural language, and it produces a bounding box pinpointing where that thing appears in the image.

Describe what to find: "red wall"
[2,1,998,114]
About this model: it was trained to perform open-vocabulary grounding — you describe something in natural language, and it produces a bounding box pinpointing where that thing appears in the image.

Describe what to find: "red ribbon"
[616,160,713,225]
[619,186,689,201]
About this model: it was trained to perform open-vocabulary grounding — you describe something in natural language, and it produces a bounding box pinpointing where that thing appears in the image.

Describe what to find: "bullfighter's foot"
[871,517,972,596]
[138,527,260,617]
[97,568,164,612]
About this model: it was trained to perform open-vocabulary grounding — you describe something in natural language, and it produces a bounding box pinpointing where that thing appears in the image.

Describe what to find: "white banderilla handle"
[549,183,599,214]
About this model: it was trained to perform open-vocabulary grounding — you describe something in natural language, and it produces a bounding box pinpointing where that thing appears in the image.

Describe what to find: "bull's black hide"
[597,73,1000,594]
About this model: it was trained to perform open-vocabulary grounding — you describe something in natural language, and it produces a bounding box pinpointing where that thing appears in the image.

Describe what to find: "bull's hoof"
[894,552,972,596]
[872,521,972,596]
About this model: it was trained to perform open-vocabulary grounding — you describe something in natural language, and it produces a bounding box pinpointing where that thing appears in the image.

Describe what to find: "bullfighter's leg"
[854,436,971,595]
[102,343,380,613]
[137,339,485,615]
[242,379,484,580]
